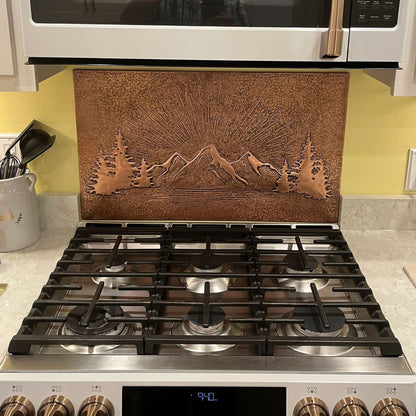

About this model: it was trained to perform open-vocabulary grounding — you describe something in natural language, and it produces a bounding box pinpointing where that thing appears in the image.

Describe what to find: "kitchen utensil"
[18,128,56,173]
[0,173,40,252]
[0,120,34,179]
[2,120,34,159]
[0,153,20,179]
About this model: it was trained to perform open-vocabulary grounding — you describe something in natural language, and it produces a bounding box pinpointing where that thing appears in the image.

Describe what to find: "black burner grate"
[8,223,402,357]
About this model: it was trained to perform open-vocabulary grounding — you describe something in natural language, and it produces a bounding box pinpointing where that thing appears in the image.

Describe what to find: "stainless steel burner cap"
[104,263,126,273]
[273,253,329,293]
[59,305,134,354]
[171,313,242,353]
[179,263,236,294]
[93,261,135,289]
[277,311,357,357]
[187,305,225,334]
[275,276,329,293]
[181,276,234,294]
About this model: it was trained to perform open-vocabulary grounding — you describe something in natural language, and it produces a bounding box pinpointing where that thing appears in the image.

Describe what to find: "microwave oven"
[19,0,410,66]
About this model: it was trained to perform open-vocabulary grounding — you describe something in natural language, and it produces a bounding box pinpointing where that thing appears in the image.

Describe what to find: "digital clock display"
[123,387,286,416]
[195,391,218,402]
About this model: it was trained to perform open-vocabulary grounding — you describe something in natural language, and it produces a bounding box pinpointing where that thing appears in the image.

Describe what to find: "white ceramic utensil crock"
[0,173,40,252]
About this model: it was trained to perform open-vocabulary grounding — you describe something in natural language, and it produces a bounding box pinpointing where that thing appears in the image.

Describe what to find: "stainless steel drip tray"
[0,355,413,375]
[78,221,339,251]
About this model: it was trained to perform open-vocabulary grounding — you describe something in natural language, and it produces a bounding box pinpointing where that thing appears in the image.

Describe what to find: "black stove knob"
[0,395,35,416]
[293,397,329,416]
[78,396,114,416]
[373,398,409,416]
[333,397,369,416]
[38,395,75,416]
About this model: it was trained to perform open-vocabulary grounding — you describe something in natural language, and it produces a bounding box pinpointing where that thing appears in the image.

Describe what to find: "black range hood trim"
[26,57,400,70]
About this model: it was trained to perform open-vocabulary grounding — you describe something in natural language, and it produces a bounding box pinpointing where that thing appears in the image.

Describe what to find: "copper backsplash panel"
[74,70,349,222]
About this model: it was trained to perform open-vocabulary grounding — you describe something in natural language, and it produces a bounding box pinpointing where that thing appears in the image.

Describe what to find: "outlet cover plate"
[405,148,416,191]
[0,133,19,160]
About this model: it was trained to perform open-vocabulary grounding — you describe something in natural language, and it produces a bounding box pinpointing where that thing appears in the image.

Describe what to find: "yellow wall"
[343,71,416,194]
[0,68,415,194]
[0,69,78,193]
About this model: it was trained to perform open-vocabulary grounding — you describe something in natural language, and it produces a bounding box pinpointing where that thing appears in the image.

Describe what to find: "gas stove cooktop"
[1,222,415,416]
[5,222,404,358]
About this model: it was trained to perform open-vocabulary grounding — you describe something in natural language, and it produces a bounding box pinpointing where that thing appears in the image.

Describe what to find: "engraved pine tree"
[87,147,116,195]
[110,130,140,187]
[87,131,140,195]
[274,159,291,193]
[133,157,154,188]
[291,133,332,199]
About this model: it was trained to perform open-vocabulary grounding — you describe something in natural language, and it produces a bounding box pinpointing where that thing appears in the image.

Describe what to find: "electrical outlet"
[405,148,416,191]
[0,133,20,160]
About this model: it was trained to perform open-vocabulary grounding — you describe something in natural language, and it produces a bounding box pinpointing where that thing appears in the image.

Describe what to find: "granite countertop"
[0,228,76,360]
[0,228,415,369]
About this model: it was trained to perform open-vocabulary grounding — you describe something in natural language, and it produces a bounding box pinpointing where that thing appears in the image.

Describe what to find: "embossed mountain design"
[148,144,278,188]
[86,131,332,198]
[173,144,249,186]
[147,152,188,182]
[231,151,280,189]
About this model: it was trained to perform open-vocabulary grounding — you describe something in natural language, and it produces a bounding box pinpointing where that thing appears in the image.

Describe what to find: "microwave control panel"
[351,0,400,27]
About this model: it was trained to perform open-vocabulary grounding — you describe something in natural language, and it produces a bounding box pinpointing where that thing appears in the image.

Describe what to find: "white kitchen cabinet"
[365,0,416,96]
[0,0,62,92]
[0,1,14,75]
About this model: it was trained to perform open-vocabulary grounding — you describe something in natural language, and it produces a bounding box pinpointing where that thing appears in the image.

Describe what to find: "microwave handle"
[322,0,345,58]
[84,0,96,12]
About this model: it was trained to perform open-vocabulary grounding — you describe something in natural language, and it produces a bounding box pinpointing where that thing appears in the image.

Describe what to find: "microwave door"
[21,0,349,62]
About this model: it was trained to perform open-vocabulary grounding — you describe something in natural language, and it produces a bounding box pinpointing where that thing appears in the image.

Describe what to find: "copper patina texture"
[74,70,349,222]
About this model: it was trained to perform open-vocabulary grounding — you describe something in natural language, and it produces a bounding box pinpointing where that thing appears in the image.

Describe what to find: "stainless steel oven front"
[1,355,416,416]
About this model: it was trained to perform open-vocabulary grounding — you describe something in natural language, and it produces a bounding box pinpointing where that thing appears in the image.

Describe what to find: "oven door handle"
[322,0,345,58]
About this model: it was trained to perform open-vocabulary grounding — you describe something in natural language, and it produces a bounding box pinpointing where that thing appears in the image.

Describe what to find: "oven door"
[21,0,351,62]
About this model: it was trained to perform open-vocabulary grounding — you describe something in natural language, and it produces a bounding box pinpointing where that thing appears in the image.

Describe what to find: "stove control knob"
[38,395,75,416]
[373,398,409,416]
[0,395,35,416]
[293,397,329,416]
[78,396,114,416]
[333,397,369,416]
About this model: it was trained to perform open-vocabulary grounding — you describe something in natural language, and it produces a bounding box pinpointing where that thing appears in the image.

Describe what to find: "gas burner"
[286,253,319,273]
[188,305,226,334]
[104,254,127,273]
[171,305,242,353]
[91,235,138,289]
[193,252,223,271]
[295,305,346,333]
[179,264,236,295]
[178,238,238,294]
[92,254,136,289]
[277,306,357,356]
[60,305,133,354]
[274,253,329,293]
